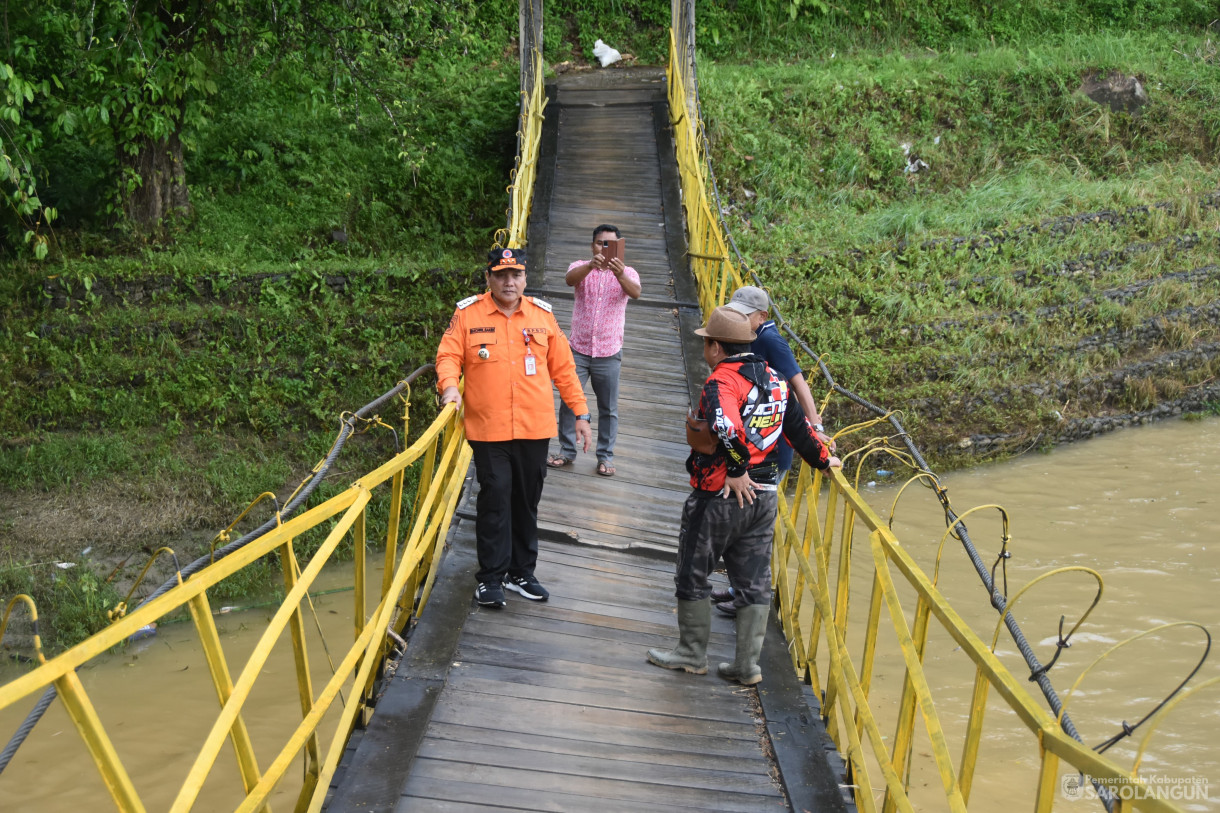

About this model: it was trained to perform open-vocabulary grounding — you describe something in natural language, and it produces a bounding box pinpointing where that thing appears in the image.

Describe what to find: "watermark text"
[1062,774,1209,803]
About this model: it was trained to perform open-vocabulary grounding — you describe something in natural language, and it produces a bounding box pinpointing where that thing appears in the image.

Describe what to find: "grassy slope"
[2,6,1218,647]
[699,29,1220,462]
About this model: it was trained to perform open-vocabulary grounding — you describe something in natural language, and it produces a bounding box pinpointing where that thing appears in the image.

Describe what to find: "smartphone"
[598,237,624,266]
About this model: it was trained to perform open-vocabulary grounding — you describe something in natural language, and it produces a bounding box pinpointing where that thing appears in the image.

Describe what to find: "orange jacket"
[436,292,589,442]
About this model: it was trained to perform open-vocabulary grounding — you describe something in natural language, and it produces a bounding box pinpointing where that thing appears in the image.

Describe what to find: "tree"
[3,0,487,250]
[2,2,241,240]
[1,26,58,258]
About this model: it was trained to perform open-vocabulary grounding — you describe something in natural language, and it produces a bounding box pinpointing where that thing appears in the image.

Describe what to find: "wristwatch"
[576,413,591,422]
[813,423,825,433]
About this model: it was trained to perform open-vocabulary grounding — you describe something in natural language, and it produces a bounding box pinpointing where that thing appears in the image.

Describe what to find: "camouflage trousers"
[673,488,777,606]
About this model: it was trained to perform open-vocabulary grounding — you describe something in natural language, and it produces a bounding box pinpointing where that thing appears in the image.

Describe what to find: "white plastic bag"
[592,39,622,68]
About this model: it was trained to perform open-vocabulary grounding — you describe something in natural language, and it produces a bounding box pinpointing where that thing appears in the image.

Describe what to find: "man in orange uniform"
[437,248,592,608]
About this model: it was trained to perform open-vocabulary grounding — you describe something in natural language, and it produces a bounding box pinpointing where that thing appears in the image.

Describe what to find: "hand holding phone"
[597,237,624,268]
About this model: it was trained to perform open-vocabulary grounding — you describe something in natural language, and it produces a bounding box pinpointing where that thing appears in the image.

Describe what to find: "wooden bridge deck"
[326,69,849,813]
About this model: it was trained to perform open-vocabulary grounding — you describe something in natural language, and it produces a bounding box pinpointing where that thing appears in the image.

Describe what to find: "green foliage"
[0,44,58,258]
[44,567,122,650]
[690,0,1215,56]
[2,0,515,248]
[543,0,670,65]
[2,264,469,440]
[0,434,136,491]
[691,24,1220,463]
[701,30,1220,255]
[0,562,123,653]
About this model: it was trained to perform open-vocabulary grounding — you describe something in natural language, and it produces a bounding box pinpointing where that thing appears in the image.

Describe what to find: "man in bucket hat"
[437,247,592,609]
[647,305,841,685]
[710,284,837,617]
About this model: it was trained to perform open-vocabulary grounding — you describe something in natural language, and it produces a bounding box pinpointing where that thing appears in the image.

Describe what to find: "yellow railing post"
[52,670,146,813]
[383,469,405,599]
[169,488,372,813]
[276,541,322,804]
[853,573,885,742]
[186,590,270,810]
[353,511,366,642]
[870,528,968,812]
[1034,736,1063,813]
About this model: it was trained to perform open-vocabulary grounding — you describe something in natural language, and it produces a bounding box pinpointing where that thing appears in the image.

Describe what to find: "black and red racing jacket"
[687,354,830,492]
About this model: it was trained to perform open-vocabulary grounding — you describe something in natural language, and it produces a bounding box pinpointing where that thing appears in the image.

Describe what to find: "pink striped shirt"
[566,260,640,357]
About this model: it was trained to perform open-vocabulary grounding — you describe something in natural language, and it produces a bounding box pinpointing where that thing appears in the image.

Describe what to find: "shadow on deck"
[326,68,852,813]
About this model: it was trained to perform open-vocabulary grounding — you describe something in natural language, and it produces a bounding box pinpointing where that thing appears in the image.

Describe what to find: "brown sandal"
[596,461,616,477]
[548,455,574,468]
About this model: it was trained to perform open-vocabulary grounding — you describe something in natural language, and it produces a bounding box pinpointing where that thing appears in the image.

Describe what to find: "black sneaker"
[715,600,738,618]
[475,581,506,608]
[710,587,734,604]
[503,574,549,602]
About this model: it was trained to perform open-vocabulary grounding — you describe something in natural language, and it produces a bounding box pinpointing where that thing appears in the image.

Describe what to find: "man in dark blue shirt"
[726,285,835,472]
[712,286,838,618]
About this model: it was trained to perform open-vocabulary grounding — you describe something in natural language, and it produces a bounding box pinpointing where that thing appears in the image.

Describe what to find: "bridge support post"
[672,0,697,120]
[519,0,543,101]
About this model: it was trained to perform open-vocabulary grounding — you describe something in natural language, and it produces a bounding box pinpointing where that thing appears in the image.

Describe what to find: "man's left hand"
[816,430,836,452]
[575,418,592,452]
[721,473,759,507]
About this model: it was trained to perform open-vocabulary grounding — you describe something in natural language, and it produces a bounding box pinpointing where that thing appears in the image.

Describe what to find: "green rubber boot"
[718,603,769,685]
[647,599,711,675]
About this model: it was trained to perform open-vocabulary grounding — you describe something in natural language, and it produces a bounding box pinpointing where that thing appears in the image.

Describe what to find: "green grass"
[3,2,1219,650]
[0,562,124,654]
[701,31,1220,256]
[694,26,1220,459]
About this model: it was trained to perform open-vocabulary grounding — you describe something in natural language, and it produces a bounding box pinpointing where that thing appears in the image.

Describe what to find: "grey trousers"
[673,489,777,606]
[557,350,622,464]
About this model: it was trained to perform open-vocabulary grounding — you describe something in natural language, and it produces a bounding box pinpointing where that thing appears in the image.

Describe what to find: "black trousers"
[468,438,549,585]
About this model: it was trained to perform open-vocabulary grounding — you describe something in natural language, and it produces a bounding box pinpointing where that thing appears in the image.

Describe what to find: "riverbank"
[698,29,1220,466]
[2,10,1217,651]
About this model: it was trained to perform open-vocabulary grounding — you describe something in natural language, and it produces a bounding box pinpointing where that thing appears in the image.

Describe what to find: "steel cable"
[0,364,435,777]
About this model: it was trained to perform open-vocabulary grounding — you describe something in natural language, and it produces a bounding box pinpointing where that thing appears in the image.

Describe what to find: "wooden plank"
[404,760,784,813]
[399,776,770,813]
[444,672,756,726]
[391,798,524,813]
[416,738,782,796]
[427,690,761,758]
[536,480,692,524]
[462,602,735,652]
[537,536,676,567]
[425,720,768,774]
[451,637,741,700]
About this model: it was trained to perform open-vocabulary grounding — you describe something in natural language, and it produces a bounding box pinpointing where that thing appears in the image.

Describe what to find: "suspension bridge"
[0,4,1213,812]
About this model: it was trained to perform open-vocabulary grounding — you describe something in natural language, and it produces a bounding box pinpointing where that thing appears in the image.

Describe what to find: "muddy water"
[857,416,1220,812]
[2,420,1218,811]
[0,562,377,812]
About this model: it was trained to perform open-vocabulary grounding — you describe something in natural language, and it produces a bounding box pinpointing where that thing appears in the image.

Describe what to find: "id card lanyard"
[522,329,537,376]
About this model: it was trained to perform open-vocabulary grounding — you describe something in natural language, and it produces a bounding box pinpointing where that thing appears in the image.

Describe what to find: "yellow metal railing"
[666,26,745,314]
[0,391,471,812]
[499,46,546,250]
[665,19,1206,812]
[772,464,1205,812]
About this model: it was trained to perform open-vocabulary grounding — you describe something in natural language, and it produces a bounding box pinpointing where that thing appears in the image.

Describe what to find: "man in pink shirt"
[549,224,642,476]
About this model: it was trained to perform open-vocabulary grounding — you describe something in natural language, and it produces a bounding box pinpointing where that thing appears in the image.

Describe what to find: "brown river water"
[0,417,1216,811]
[860,415,1219,811]
[0,565,366,811]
